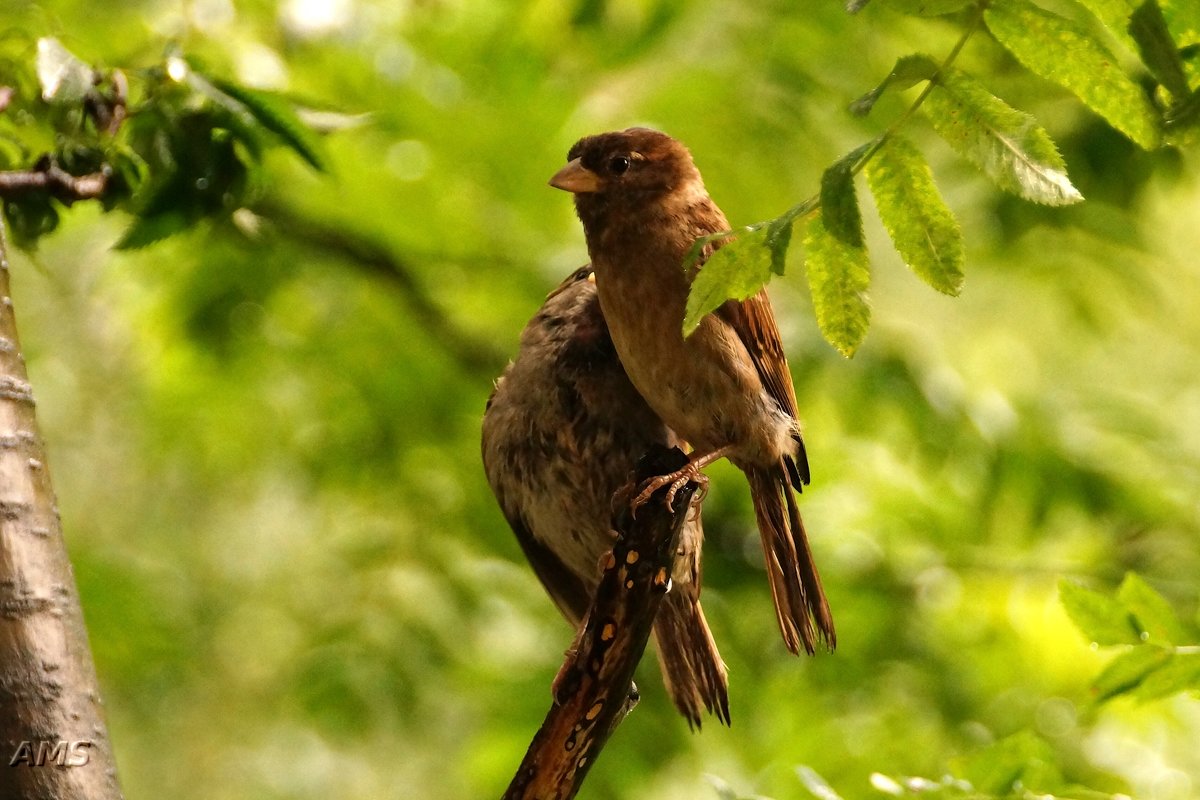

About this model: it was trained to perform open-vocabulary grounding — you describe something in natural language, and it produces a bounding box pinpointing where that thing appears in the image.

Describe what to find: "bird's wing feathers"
[715,292,811,488]
[500,506,592,625]
[715,291,799,420]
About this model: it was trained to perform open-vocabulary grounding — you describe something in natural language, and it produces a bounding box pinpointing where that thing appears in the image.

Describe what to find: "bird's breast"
[593,257,780,459]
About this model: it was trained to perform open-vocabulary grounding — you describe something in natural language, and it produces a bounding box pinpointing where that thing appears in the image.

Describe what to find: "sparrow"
[548,128,835,655]
[481,266,729,727]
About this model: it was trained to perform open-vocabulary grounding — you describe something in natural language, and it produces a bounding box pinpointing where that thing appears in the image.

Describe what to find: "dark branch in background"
[252,198,507,375]
[503,446,698,800]
[86,69,127,136]
[0,157,504,374]
[0,158,111,203]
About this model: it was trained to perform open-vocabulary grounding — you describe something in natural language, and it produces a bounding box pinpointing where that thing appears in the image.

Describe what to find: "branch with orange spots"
[502,446,697,800]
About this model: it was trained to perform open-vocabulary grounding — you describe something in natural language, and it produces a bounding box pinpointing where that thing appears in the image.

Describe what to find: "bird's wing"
[501,507,592,625]
[716,290,798,418]
[715,291,810,486]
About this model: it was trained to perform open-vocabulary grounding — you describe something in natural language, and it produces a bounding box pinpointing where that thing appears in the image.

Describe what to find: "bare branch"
[0,160,110,203]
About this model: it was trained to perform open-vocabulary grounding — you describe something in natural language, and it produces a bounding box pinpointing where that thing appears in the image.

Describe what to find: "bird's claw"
[631,464,708,513]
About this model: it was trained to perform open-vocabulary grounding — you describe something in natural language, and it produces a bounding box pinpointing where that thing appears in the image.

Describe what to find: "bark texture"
[503,446,697,800]
[0,222,123,800]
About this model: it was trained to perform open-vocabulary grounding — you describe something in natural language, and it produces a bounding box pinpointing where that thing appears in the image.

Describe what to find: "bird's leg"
[631,446,732,512]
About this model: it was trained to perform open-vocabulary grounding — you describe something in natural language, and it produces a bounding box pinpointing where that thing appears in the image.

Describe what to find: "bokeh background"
[4,1,1199,798]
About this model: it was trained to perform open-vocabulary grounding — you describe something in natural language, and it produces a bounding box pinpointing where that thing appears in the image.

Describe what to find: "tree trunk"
[0,221,123,799]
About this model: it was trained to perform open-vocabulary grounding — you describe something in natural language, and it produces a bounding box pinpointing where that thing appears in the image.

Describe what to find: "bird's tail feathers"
[653,589,730,729]
[746,466,835,655]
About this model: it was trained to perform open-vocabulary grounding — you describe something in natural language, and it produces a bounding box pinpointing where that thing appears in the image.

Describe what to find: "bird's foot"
[632,464,709,513]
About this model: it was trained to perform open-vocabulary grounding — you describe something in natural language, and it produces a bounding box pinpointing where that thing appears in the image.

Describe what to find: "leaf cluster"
[684,0,1200,356]
[0,37,328,248]
[792,732,1124,799]
[1060,574,1200,704]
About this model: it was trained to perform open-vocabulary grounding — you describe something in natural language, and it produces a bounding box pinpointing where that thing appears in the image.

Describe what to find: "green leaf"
[865,135,964,295]
[1129,0,1191,97]
[705,774,740,800]
[884,0,975,16]
[985,0,1161,149]
[1075,0,1136,40]
[766,216,795,276]
[850,54,939,116]
[682,222,792,335]
[1163,0,1200,46]
[211,80,329,172]
[35,37,94,105]
[924,69,1083,205]
[958,732,1055,796]
[114,211,191,250]
[1118,573,1187,643]
[1059,580,1141,645]
[1131,652,1200,700]
[1166,85,1200,135]
[819,148,867,247]
[1091,645,1173,701]
[804,209,871,357]
[3,195,59,248]
[796,766,845,800]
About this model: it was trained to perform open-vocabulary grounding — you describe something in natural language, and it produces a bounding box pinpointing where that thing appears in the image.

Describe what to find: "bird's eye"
[608,155,631,176]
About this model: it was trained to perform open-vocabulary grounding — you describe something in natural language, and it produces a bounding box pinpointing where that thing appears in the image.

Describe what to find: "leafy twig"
[682,5,988,348]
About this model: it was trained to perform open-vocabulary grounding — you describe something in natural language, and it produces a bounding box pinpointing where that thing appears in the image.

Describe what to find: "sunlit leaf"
[1118,573,1187,643]
[958,732,1055,796]
[705,774,740,800]
[850,54,939,116]
[1162,0,1200,45]
[36,37,94,105]
[796,766,845,800]
[924,69,1083,205]
[883,0,975,16]
[803,209,870,357]
[1092,645,1173,701]
[865,774,903,796]
[865,134,964,294]
[1129,0,1191,97]
[1131,652,1200,700]
[296,108,373,133]
[683,225,787,335]
[1075,0,1136,38]
[986,0,1160,149]
[1059,580,1141,645]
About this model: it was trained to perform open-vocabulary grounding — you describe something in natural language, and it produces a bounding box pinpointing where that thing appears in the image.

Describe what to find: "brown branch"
[503,446,697,800]
[0,159,110,204]
[89,69,128,137]
[250,198,508,375]
[0,220,124,798]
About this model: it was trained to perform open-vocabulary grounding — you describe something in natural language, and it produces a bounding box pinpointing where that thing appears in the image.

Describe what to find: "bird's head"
[549,128,706,226]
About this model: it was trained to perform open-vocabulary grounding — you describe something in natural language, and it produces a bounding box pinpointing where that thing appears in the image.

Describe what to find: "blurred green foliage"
[1,1,1198,799]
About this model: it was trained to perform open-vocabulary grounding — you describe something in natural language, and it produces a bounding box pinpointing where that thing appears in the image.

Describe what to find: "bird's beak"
[548,158,603,194]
